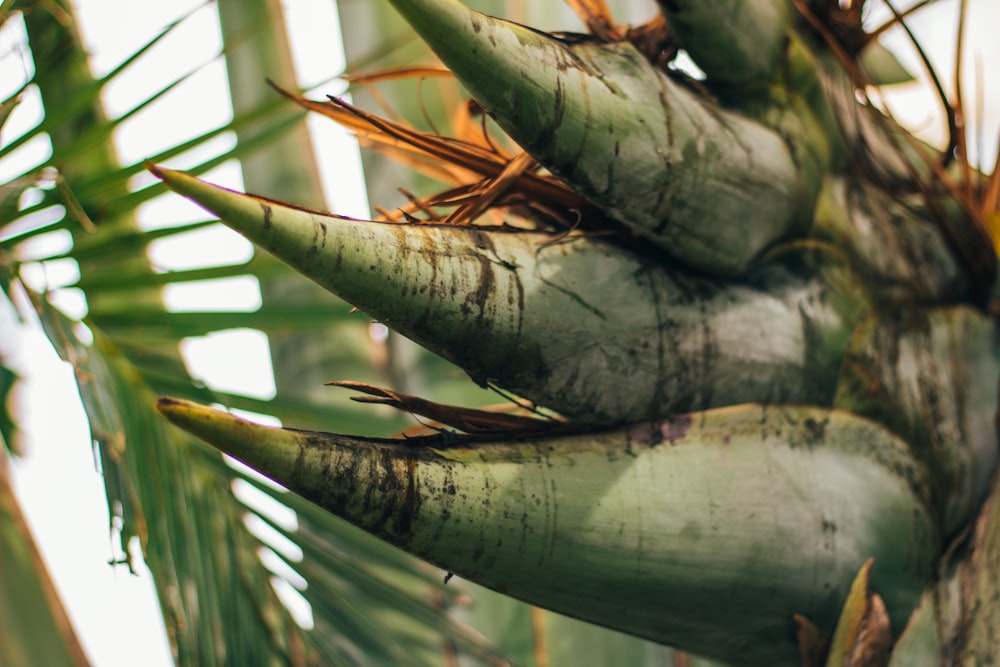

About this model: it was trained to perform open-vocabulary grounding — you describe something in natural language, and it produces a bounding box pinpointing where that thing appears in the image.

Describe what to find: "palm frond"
[1,1,514,663]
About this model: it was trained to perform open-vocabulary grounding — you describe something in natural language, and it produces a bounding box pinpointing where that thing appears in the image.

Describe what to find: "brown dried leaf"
[270,81,586,222]
[563,0,622,41]
[327,380,563,435]
[793,614,827,667]
[343,66,453,86]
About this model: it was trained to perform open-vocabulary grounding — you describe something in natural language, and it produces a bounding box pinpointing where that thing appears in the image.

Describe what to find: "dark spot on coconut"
[393,457,420,539]
[660,413,693,443]
[261,203,273,232]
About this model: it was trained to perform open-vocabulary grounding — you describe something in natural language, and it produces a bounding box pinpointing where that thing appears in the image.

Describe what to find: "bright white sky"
[2,1,999,666]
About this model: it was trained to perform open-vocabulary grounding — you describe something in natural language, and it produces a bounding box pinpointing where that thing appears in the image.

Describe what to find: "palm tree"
[4,0,999,665]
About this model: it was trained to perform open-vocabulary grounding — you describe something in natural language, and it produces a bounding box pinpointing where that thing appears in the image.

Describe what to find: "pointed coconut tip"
[145,164,361,298]
[146,164,301,232]
[156,395,225,424]
[156,396,314,483]
[146,164,226,204]
[384,0,817,277]
[386,0,476,44]
[154,397,937,664]
[146,164,265,237]
[155,396,427,470]
[156,396,266,453]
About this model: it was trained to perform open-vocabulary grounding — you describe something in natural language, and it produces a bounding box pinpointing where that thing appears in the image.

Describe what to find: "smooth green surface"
[956,474,1000,662]
[888,473,1000,665]
[656,0,790,83]
[386,0,823,276]
[160,398,936,665]
[153,168,869,424]
[811,177,968,302]
[835,306,1000,537]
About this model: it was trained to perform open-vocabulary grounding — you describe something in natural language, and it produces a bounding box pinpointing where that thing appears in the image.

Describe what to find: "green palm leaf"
[1,1,516,664]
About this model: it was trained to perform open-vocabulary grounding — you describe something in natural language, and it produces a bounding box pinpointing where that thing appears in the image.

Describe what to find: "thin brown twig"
[794,0,995,302]
[298,90,586,212]
[953,0,973,204]
[530,606,549,667]
[445,151,537,224]
[562,0,622,41]
[342,66,452,85]
[398,187,443,221]
[983,141,1000,215]
[975,54,986,178]
[864,0,938,44]
[791,0,866,84]
[883,0,959,168]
